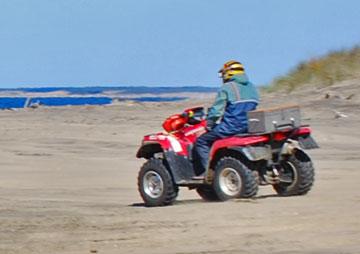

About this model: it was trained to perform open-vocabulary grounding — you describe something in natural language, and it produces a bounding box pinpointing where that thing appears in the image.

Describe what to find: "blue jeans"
[192,129,227,175]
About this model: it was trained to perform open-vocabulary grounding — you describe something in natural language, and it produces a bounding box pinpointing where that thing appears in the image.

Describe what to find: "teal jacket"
[207,74,259,135]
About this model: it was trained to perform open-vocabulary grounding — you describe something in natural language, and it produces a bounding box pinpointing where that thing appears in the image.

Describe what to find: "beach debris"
[324,92,342,99]
[333,110,348,119]
[23,97,42,108]
[4,108,18,111]
[29,101,41,109]
[24,97,32,108]
[346,93,355,100]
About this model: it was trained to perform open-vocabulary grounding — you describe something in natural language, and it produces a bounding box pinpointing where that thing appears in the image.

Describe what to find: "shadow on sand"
[130,194,280,207]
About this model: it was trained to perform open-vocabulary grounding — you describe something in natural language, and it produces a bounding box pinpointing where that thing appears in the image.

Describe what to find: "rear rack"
[234,125,310,137]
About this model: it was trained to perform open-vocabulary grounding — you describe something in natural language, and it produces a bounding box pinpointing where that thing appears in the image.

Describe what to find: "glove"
[206,119,216,131]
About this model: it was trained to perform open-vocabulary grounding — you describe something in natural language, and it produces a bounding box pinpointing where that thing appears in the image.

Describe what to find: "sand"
[0,80,360,253]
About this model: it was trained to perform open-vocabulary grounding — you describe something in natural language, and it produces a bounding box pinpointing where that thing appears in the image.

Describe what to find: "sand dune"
[0,80,359,253]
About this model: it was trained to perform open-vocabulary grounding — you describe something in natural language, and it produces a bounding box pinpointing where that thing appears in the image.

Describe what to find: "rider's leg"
[193,130,224,176]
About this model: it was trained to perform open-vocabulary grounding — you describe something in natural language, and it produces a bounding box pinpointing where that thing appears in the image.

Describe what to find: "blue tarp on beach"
[0,97,113,109]
[0,96,187,109]
[0,97,28,109]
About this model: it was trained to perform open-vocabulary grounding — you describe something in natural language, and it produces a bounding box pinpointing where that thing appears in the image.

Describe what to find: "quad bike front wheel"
[273,151,315,196]
[138,158,178,207]
[213,157,258,201]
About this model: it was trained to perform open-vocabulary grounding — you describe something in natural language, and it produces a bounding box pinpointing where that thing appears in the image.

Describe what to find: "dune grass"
[265,46,360,93]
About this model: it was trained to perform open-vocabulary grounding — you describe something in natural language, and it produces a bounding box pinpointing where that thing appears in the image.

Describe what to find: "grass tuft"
[266,45,360,93]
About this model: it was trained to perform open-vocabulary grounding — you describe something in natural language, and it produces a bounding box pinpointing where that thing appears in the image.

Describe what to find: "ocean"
[0,86,216,109]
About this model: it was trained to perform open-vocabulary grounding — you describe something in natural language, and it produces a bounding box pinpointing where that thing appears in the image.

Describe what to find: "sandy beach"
[1,80,360,254]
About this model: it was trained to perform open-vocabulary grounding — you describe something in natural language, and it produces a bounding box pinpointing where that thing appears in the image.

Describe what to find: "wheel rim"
[279,161,298,188]
[143,170,164,198]
[219,167,242,196]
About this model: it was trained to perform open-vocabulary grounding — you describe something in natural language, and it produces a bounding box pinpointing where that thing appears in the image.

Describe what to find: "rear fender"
[229,146,272,161]
[205,136,270,183]
[209,135,269,160]
[209,147,268,171]
[206,146,270,183]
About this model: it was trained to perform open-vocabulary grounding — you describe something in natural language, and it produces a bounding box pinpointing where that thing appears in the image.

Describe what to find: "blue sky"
[0,0,359,88]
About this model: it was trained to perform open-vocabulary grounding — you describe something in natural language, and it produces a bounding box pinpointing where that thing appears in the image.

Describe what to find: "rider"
[193,60,260,177]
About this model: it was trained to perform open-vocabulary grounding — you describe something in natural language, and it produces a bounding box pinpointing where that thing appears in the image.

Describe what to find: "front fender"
[136,142,163,159]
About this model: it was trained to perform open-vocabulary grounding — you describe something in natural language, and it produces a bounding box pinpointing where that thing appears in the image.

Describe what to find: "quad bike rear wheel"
[273,151,314,196]
[138,158,178,207]
[213,157,258,201]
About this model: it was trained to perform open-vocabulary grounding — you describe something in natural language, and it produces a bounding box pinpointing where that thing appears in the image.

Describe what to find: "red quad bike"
[136,106,318,207]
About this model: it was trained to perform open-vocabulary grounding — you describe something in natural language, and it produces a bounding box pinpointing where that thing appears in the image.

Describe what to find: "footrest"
[177,179,205,185]
[192,175,205,180]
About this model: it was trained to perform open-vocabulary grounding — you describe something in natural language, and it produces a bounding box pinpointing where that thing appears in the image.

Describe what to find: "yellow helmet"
[218,60,245,81]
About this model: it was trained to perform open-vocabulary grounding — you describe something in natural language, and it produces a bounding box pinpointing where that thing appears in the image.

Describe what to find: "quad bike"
[136,106,318,207]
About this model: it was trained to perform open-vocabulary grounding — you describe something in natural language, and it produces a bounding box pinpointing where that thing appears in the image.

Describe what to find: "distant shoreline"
[0,86,217,109]
[0,86,217,95]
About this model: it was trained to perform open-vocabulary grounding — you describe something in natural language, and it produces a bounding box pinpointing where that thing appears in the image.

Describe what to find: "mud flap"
[298,135,319,149]
[232,146,272,161]
[164,151,196,184]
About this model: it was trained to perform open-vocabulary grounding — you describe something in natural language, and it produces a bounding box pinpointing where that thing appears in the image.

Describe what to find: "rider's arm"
[207,89,227,125]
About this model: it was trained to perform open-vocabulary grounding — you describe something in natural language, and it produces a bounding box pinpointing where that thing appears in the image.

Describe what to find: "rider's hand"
[206,119,215,131]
